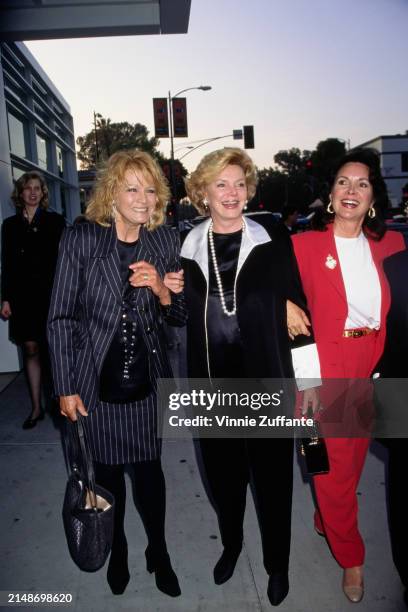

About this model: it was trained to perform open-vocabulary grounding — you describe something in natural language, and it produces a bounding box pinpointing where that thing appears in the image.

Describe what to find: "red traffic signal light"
[243,125,254,149]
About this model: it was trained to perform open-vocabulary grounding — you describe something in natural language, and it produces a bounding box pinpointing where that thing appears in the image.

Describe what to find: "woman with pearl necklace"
[165,148,319,607]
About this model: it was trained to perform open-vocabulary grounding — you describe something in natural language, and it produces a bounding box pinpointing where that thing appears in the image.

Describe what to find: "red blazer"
[292,225,405,377]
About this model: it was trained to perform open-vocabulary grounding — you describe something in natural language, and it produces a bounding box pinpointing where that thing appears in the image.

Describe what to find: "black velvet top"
[99,239,151,403]
[207,229,245,378]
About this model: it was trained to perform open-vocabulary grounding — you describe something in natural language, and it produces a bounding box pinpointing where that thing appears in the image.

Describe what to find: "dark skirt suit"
[181,217,306,575]
[1,208,65,343]
[48,220,186,580]
[292,225,405,568]
[47,221,186,465]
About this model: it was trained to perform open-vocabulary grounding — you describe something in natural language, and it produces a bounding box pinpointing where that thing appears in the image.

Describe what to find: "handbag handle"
[66,415,98,510]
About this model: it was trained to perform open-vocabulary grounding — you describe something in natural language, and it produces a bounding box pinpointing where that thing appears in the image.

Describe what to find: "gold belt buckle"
[343,329,365,338]
[352,330,363,338]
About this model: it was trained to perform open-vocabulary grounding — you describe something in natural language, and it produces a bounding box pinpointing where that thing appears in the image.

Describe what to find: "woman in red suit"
[292,148,405,603]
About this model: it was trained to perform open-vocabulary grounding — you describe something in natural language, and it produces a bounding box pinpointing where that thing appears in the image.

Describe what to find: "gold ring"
[143,273,149,281]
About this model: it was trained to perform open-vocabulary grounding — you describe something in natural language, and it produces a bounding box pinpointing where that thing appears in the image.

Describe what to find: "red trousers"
[313,332,379,568]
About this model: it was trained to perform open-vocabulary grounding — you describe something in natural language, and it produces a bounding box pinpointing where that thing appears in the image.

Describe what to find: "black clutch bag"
[62,416,115,572]
[300,412,330,475]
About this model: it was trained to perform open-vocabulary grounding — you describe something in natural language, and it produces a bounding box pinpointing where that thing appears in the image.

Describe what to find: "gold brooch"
[325,254,337,269]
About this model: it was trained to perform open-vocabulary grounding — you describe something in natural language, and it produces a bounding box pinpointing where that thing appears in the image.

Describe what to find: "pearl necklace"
[208,220,244,317]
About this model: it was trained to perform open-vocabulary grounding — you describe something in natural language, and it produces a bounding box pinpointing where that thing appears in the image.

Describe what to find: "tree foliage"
[76,114,162,169]
[252,138,348,212]
[274,148,312,175]
[310,138,347,183]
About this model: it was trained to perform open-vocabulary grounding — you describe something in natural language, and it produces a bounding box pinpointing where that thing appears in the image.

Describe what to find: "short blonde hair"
[185,147,258,215]
[85,149,170,229]
[12,171,49,210]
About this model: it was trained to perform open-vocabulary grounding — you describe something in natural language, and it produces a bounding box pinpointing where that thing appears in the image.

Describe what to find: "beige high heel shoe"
[342,566,364,603]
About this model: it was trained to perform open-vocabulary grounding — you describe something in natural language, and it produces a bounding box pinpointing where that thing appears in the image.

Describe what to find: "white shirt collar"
[181,216,271,282]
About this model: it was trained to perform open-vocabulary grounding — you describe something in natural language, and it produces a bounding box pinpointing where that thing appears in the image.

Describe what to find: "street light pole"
[167,85,211,224]
[93,110,99,165]
[178,134,234,161]
[168,85,212,168]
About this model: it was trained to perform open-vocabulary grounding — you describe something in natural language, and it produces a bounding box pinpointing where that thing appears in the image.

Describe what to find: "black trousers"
[94,459,168,562]
[198,437,293,574]
[382,439,408,587]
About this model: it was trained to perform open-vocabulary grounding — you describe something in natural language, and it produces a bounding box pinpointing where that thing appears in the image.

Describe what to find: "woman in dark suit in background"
[373,247,408,608]
[47,150,186,597]
[1,171,65,429]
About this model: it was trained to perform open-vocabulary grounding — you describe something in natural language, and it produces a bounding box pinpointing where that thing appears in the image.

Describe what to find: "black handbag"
[300,410,330,475]
[62,416,115,572]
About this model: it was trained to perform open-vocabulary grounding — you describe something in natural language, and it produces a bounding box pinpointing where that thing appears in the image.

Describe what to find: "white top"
[335,233,381,329]
[291,344,321,391]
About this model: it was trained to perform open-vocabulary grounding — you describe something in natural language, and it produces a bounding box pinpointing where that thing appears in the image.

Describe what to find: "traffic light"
[243,125,254,149]
[305,159,313,176]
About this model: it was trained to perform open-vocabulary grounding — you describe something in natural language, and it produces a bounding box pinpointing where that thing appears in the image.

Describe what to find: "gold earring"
[203,198,209,210]
[327,196,334,214]
[368,206,376,219]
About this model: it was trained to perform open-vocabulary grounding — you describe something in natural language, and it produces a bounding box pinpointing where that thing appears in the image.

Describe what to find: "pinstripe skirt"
[84,391,161,465]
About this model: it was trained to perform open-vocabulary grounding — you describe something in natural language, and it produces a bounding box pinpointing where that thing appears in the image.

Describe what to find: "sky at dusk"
[26,0,408,172]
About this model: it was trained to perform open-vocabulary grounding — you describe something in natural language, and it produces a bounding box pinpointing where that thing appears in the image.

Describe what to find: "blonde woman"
[165,148,319,606]
[48,150,186,597]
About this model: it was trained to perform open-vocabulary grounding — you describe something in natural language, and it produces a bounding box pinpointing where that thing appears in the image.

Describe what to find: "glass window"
[60,186,67,218]
[32,77,47,98]
[55,122,68,143]
[34,102,49,126]
[12,165,26,181]
[36,131,49,170]
[7,111,28,158]
[4,75,27,105]
[1,44,24,73]
[56,145,64,178]
[52,99,65,118]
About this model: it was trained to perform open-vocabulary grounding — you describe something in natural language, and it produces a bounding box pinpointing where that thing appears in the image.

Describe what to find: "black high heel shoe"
[22,410,45,430]
[107,541,130,595]
[213,547,242,585]
[267,571,289,606]
[145,548,181,597]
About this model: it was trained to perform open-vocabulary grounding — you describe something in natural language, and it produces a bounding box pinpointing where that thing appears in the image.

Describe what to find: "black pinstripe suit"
[47,221,186,464]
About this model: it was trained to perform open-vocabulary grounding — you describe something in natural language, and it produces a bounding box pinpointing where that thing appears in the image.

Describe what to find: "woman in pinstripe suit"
[47,150,186,597]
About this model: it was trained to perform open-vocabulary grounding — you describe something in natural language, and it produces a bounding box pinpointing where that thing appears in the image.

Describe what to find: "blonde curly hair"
[185,148,257,215]
[85,149,170,229]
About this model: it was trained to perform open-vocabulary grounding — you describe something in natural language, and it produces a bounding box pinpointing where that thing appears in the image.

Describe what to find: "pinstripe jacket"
[47,221,186,413]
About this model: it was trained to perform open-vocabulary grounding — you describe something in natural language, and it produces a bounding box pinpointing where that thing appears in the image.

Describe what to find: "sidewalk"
[0,367,405,612]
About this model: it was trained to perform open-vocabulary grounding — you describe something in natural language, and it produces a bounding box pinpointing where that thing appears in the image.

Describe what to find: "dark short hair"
[315,148,387,240]
[282,206,299,222]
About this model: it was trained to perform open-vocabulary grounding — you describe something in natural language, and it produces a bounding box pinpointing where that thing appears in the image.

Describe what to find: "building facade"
[0,41,80,371]
[359,133,408,207]
[0,41,80,223]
